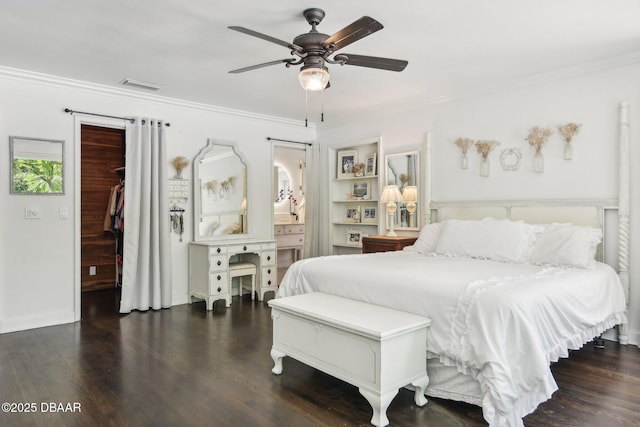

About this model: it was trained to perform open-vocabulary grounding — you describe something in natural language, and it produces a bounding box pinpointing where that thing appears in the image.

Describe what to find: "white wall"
[317,62,640,345]
[0,69,314,333]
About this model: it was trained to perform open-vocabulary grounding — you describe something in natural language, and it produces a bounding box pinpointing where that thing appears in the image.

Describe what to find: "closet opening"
[80,124,125,318]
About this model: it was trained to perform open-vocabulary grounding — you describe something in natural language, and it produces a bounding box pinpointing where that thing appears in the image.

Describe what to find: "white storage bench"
[268,292,431,427]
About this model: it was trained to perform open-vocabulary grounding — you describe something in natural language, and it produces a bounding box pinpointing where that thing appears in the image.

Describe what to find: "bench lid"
[268,292,430,340]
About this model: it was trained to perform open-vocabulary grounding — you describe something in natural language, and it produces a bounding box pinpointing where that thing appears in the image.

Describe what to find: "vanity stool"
[229,262,257,301]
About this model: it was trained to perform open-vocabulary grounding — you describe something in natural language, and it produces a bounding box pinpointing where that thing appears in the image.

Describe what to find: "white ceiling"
[2,1,640,123]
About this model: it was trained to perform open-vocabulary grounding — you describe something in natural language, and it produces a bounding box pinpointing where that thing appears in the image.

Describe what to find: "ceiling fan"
[228,8,408,91]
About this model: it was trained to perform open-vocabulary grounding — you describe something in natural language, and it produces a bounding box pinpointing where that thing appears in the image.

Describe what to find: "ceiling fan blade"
[228,26,303,52]
[229,59,296,74]
[322,16,383,52]
[339,54,408,72]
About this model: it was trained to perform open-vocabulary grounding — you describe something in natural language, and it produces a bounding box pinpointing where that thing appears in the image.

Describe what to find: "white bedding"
[276,251,627,427]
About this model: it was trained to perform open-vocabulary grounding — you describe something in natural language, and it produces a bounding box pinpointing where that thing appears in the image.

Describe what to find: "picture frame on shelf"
[345,228,364,246]
[337,150,357,179]
[365,152,377,176]
[343,205,361,223]
[362,206,377,223]
[350,180,369,200]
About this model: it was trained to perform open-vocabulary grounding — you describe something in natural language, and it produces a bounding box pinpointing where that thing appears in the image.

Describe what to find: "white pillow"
[406,222,443,253]
[435,218,540,263]
[529,223,602,268]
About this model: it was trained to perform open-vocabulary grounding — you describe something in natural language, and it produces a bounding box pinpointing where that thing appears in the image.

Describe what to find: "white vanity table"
[189,140,278,311]
[189,239,277,310]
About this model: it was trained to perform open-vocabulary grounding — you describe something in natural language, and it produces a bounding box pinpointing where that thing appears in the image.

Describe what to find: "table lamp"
[402,186,418,228]
[380,185,404,237]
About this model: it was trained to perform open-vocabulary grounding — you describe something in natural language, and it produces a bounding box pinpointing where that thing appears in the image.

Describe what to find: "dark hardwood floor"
[1,289,639,427]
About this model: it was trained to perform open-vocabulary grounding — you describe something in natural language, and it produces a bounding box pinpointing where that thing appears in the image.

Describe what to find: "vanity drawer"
[261,250,276,266]
[274,225,285,235]
[209,255,228,271]
[229,243,262,254]
[209,272,229,294]
[277,234,304,248]
[209,246,228,256]
[262,266,277,288]
[285,224,305,234]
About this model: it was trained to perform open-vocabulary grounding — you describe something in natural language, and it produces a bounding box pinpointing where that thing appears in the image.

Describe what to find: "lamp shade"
[380,185,404,203]
[402,186,418,202]
[298,67,330,91]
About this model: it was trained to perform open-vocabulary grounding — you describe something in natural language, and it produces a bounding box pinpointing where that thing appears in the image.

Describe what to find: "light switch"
[25,207,40,219]
[59,206,69,219]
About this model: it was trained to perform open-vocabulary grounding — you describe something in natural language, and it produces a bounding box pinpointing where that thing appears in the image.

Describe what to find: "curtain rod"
[267,137,311,146]
[64,108,170,126]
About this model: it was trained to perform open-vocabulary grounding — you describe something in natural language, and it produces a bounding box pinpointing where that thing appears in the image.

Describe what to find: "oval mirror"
[385,151,420,230]
[274,165,291,205]
[193,140,247,240]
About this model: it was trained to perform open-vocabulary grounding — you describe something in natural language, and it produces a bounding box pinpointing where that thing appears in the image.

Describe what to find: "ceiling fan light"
[298,67,330,91]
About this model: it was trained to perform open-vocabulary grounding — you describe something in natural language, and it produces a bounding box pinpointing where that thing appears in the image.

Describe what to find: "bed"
[276,104,631,427]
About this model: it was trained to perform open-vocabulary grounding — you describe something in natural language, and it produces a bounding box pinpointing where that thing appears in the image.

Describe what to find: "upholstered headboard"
[430,200,615,263]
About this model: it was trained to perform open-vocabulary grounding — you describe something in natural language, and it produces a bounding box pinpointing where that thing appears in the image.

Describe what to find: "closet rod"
[267,137,311,146]
[64,108,171,126]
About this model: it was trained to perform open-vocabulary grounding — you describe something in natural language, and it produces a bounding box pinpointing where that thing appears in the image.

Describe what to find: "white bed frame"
[426,102,631,345]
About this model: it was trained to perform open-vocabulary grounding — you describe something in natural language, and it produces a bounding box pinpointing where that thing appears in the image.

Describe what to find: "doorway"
[273,144,307,282]
[80,125,125,315]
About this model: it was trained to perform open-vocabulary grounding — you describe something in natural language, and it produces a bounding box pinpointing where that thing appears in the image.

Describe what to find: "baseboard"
[0,310,77,334]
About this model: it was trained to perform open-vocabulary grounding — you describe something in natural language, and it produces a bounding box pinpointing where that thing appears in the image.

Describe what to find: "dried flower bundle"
[455,138,474,154]
[526,127,553,153]
[558,123,581,143]
[171,156,189,174]
[475,140,500,159]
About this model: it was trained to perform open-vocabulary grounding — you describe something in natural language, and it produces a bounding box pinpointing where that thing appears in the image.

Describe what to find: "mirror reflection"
[10,136,65,195]
[193,140,247,240]
[386,151,420,229]
[274,165,291,205]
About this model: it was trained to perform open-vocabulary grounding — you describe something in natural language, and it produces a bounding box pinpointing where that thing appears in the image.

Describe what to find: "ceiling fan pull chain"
[321,89,325,122]
[305,89,309,127]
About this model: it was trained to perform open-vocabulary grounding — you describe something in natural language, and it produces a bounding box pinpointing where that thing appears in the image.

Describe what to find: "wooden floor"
[1,289,639,427]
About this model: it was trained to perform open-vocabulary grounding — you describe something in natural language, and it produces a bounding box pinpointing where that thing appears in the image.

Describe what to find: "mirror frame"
[385,150,420,231]
[193,139,248,241]
[10,136,65,195]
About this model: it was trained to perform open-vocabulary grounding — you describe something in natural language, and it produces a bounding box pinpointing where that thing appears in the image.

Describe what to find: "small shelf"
[333,175,378,182]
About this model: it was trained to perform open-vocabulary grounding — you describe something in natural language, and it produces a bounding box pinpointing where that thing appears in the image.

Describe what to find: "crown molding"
[318,51,640,130]
[0,66,311,128]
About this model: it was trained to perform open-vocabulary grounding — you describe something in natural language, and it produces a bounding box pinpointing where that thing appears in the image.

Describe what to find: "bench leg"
[359,388,397,427]
[271,348,286,375]
[411,374,429,406]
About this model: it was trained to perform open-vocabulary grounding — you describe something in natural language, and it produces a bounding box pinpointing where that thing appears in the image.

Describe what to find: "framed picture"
[343,205,361,223]
[365,152,377,176]
[351,180,369,200]
[345,228,363,246]
[337,150,357,179]
[362,206,377,223]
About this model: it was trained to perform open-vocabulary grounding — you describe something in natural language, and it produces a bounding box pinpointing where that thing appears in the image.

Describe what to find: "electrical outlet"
[89,266,97,276]
[59,206,69,219]
[25,207,40,219]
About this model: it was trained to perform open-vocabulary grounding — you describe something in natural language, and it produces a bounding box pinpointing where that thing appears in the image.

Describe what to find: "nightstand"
[361,235,417,254]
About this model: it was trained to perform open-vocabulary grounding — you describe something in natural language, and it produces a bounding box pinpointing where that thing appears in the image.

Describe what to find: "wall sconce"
[380,185,404,237]
[402,185,418,228]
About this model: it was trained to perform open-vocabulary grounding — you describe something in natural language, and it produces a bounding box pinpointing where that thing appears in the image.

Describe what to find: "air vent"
[120,78,164,91]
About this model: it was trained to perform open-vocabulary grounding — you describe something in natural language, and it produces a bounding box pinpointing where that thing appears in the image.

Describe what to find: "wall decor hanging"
[171,156,189,179]
[558,122,581,160]
[525,127,552,173]
[454,137,474,169]
[500,148,522,172]
[475,140,500,177]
